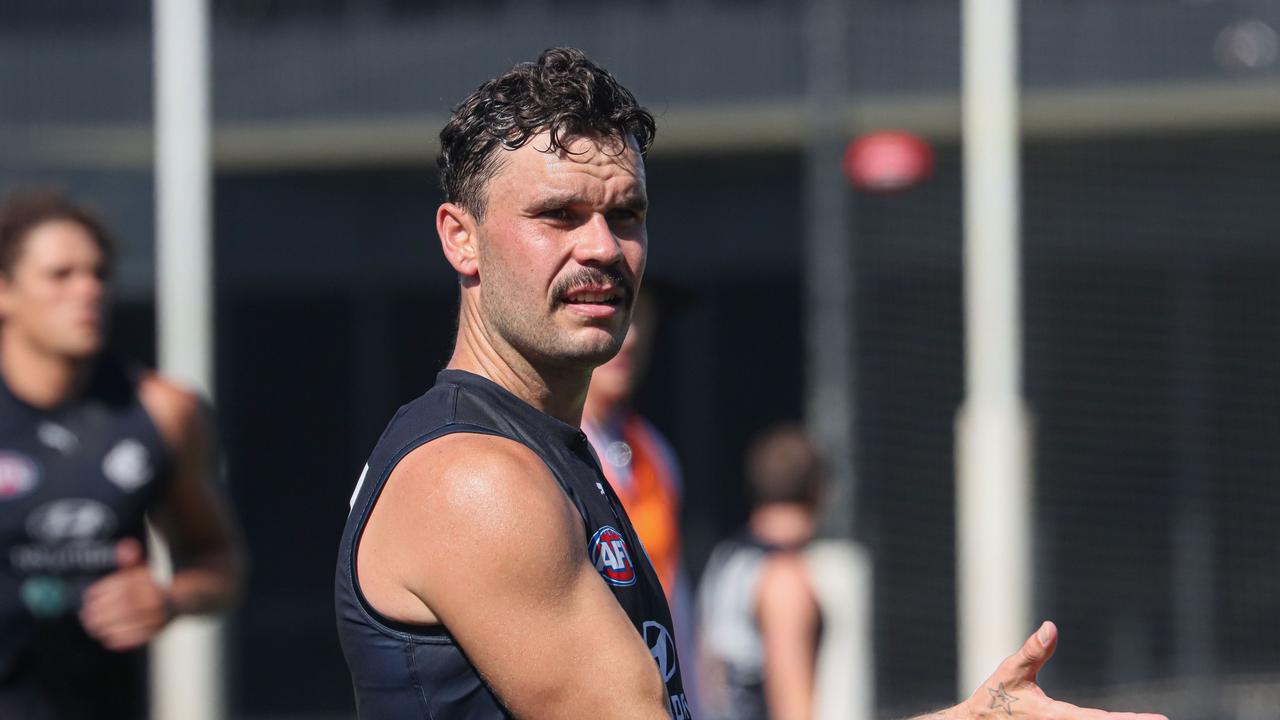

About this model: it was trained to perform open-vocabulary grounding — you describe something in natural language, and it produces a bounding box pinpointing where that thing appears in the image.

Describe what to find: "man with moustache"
[335,47,1168,720]
[336,47,689,720]
[0,191,243,719]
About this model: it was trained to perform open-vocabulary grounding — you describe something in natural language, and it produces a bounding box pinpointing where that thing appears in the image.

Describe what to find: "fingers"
[79,567,170,652]
[115,537,145,568]
[81,602,164,650]
[81,567,137,613]
[81,539,148,626]
[85,617,159,651]
[1050,699,1168,720]
[964,626,1167,720]
[81,574,137,628]
[1003,620,1058,682]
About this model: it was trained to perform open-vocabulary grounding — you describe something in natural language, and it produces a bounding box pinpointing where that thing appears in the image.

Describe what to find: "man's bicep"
[448,547,666,718]
[397,436,669,719]
[141,380,239,564]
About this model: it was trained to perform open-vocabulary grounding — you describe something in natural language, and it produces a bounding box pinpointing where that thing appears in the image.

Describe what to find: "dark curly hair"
[0,190,115,277]
[438,47,656,221]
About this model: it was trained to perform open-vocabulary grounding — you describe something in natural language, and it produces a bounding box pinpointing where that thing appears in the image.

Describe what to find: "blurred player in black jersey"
[0,191,243,720]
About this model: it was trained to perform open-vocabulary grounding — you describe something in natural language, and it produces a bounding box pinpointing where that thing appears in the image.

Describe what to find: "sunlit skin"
[0,220,107,408]
[438,131,649,425]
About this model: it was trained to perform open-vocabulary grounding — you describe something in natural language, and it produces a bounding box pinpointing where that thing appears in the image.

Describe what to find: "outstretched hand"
[955,621,1167,720]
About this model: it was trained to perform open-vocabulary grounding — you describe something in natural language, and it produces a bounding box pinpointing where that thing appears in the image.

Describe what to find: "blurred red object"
[843,130,934,192]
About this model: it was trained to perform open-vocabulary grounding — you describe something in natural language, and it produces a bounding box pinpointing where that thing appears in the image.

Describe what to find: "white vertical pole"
[958,0,1033,696]
[152,1,223,719]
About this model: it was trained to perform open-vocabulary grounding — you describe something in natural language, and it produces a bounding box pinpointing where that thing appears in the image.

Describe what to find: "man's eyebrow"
[614,194,649,212]
[526,193,579,211]
[526,192,648,212]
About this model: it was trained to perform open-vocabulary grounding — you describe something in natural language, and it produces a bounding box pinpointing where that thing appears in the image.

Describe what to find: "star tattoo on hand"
[988,683,1018,716]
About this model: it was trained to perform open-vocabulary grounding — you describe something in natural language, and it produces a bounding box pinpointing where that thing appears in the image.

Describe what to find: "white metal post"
[958,0,1033,696]
[152,0,223,718]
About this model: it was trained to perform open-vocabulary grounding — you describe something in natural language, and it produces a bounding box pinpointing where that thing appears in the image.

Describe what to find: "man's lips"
[560,285,625,305]
[559,285,626,318]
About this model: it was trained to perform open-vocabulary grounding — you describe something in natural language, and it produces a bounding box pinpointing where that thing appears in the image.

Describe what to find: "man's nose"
[573,214,624,266]
[76,273,105,303]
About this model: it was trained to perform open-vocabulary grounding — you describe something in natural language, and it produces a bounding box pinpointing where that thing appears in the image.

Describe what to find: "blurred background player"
[0,191,243,720]
[582,286,700,712]
[698,423,827,720]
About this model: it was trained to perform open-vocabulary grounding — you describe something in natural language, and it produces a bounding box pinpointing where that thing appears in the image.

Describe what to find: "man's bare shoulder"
[362,434,671,717]
[372,432,587,593]
[757,551,819,615]
[136,372,203,450]
[392,432,571,515]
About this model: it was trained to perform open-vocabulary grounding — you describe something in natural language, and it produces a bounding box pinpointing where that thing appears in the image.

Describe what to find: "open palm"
[960,621,1169,720]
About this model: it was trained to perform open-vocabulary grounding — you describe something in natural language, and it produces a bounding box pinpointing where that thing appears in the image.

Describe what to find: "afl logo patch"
[0,451,39,500]
[590,525,636,587]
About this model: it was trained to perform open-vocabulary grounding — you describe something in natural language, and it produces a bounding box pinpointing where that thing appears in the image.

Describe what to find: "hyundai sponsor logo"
[26,498,117,543]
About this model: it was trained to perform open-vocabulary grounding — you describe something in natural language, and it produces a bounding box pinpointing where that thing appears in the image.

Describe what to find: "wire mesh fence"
[1,1,1277,718]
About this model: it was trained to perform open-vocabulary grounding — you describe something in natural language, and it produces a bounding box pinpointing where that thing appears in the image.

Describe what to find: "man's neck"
[581,392,627,429]
[0,333,88,409]
[749,503,817,548]
[448,319,591,427]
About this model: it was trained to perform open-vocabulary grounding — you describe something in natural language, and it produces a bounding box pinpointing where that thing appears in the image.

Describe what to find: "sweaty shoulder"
[136,372,203,451]
[366,432,588,615]
[395,432,573,511]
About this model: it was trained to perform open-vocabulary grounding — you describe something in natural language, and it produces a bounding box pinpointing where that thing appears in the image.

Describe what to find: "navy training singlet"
[336,369,691,719]
[0,356,174,720]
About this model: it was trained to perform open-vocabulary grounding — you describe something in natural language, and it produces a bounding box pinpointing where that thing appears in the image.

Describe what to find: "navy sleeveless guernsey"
[0,356,173,720]
[336,369,691,719]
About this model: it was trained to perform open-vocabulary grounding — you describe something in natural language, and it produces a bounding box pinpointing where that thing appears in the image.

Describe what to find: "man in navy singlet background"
[0,191,243,719]
[336,47,1168,720]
